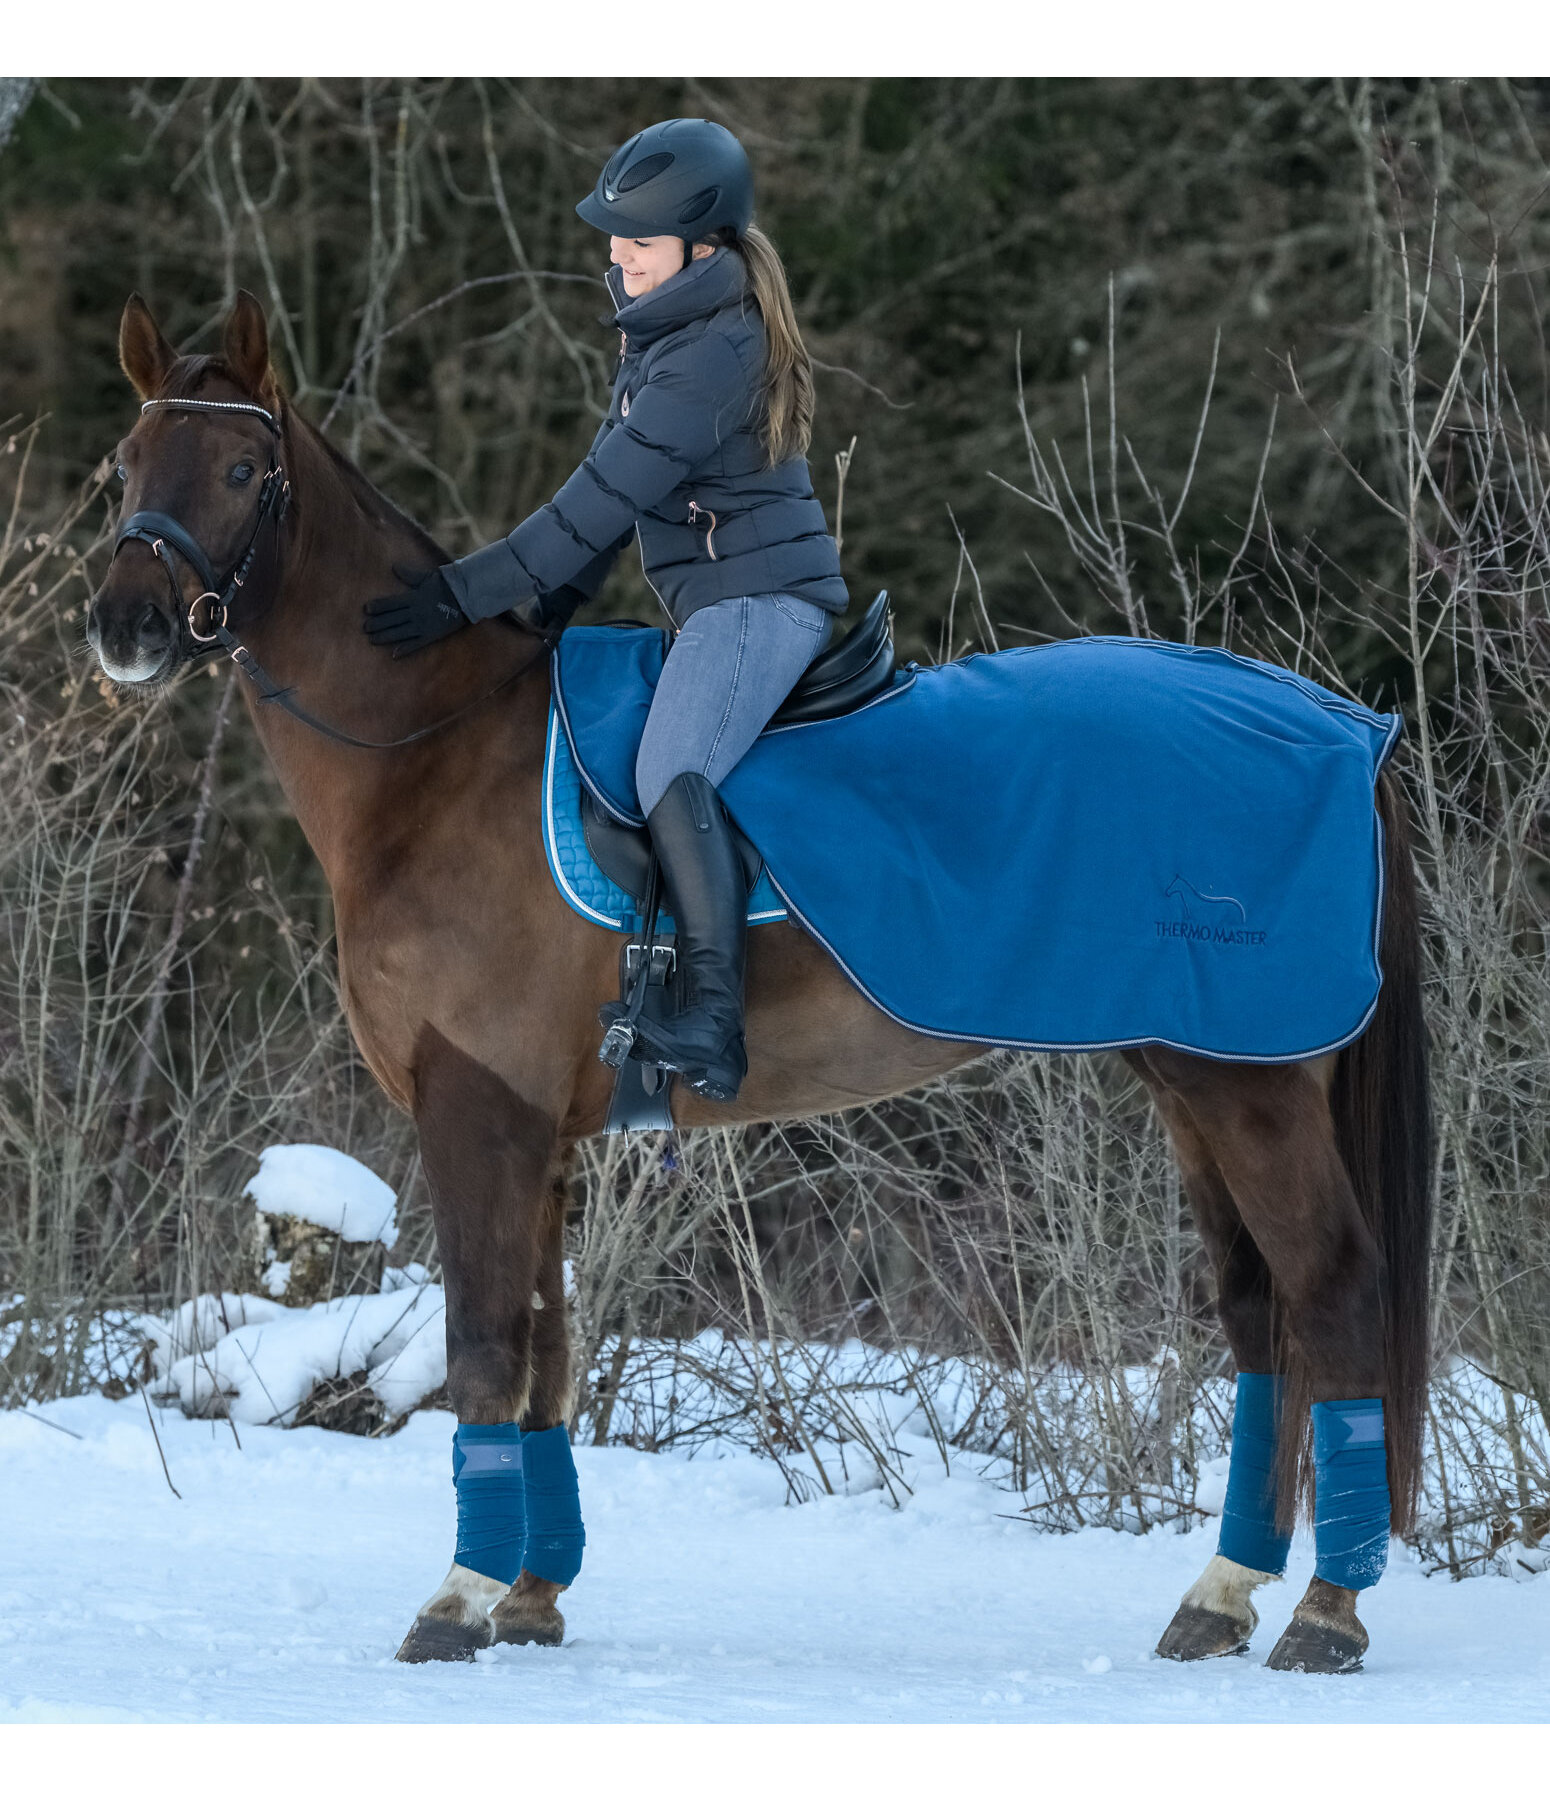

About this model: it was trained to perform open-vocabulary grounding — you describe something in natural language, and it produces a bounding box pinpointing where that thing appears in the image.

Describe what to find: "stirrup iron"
[598,856,666,1070]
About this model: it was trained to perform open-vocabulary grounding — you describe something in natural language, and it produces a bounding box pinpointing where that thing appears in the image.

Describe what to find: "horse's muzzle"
[87,573,179,684]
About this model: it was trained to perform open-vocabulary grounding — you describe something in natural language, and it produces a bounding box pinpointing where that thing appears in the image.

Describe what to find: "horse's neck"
[236,421,546,891]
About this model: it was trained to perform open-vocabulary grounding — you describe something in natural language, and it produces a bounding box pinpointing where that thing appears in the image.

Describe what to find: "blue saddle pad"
[542,682,788,934]
[546,627,1402,1062]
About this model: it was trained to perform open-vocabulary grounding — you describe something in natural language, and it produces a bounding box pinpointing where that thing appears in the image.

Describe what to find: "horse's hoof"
[395,1613,494,1664]
[1265,1576,1368,1673]
[1155,1603,1254,1662]
[1264,1615,1366,1673]
[490,1571,567,1648]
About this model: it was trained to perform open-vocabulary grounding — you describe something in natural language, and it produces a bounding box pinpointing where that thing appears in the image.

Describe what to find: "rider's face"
[609,235,712,298]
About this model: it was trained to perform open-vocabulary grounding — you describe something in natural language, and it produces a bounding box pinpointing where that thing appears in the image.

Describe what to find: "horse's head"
[88,290,286,684]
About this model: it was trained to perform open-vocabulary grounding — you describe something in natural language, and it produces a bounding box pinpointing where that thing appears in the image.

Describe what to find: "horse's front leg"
[488,1165,577,1650]
[394,1027,579,1664]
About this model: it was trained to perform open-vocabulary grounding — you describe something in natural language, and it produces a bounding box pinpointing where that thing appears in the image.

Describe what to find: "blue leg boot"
[397,1421,525,1663]
[1158,1373,1291,1661]
[489,1424,586,1648]
[1266,1397,1387,1674]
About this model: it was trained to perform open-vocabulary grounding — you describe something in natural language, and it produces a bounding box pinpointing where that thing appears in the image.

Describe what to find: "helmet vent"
[617,151,675,193]
[677,187,718,224]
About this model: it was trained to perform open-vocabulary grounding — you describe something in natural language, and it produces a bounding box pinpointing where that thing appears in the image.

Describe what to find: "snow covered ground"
[0,1394,1545,1724]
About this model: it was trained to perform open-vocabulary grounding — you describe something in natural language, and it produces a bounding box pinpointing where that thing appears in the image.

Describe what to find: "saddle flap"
[581,789,763,907]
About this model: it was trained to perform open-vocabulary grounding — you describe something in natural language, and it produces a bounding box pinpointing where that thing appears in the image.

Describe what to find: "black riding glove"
[363,564,471,657]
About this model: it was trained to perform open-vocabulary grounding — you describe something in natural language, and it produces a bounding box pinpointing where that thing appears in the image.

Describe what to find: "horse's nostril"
[136,603,171,646]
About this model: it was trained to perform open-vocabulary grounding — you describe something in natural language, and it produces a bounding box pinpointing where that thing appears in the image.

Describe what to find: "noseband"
[112,397,292,662]
[108,396,549,750]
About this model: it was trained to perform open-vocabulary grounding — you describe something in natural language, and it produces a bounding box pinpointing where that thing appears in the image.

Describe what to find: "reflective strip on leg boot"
[452,1422,526,1586]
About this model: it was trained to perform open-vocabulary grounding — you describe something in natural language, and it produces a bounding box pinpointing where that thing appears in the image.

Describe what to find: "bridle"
[113,397,291,662]
[109,396,548,751]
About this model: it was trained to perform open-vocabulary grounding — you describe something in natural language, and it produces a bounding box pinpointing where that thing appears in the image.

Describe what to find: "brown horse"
[88,291,1431,1674]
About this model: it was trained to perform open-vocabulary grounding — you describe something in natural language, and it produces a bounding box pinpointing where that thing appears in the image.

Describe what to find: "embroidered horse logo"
[1165,875,1248,924]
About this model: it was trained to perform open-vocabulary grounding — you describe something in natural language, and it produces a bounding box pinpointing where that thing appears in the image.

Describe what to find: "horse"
[87,290,1431,1675]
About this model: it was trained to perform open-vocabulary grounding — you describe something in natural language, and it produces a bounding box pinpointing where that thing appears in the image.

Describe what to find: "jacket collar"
[608,247,748,347]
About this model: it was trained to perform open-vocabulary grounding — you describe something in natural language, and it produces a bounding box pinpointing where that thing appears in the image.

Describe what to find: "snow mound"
[139,1292,291,1379]
[244,1144,399,1247]
[152,1279,445,1426]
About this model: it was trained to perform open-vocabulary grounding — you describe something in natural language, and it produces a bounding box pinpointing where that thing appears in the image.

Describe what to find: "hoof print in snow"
[490,1574,567,1648]
[1154,1603,1253,1661]
[395,1615,494,1664]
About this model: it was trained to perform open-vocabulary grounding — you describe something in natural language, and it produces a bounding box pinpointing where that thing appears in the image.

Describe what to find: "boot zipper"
[687,500,719,560]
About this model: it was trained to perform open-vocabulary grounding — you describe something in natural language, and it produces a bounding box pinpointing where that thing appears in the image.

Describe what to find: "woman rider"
[363,118,849,1105]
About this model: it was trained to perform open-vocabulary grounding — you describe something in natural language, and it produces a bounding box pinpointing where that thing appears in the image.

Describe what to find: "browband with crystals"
[139,397,280,433]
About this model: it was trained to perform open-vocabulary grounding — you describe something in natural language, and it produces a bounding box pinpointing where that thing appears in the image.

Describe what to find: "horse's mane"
[161,355,451,564]
[293,412,451,565]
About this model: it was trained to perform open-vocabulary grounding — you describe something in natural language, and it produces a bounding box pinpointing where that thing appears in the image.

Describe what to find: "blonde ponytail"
[724,225,815,468]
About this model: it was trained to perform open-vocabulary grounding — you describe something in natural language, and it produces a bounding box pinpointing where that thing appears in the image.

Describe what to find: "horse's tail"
[1309,766,1433,1534]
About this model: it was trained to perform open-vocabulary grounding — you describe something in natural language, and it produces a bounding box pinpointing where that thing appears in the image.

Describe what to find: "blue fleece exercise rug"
[543,628,1403,1062]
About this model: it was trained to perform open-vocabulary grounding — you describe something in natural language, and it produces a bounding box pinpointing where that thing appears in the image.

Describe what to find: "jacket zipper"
[636,524,678,633]
[687,500,719,561]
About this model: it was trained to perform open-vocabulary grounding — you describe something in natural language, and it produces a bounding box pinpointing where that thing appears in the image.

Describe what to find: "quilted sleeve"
[444,336,750,623]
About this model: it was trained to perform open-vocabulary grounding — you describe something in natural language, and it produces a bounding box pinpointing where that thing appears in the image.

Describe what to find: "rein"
[111,397,550,751]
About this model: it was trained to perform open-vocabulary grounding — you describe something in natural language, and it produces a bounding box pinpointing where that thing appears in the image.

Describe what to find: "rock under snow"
[152,1282,447,1427]
[244,1144,400,1248]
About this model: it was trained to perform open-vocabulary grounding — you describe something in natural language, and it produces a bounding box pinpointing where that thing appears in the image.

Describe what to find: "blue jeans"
[635,593,833,816]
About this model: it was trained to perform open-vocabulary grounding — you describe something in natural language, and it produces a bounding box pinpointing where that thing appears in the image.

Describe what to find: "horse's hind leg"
[1133,1059,1287,1662]
[1144,1049,1383,1674]
[395,1029,559,1665]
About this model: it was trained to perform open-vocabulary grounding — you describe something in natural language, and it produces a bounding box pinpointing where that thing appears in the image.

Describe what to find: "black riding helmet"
[576,118,754,244]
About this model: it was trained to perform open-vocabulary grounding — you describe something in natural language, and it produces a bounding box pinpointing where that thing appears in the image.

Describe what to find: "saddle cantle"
[580,591,895,906]
[771,589,895,726]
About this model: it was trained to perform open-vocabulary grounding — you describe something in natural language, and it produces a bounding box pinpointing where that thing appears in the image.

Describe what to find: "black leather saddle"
[582,590,895,905]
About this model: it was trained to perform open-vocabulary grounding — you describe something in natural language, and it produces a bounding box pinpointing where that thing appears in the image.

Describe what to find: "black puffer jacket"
[442,248,849,629]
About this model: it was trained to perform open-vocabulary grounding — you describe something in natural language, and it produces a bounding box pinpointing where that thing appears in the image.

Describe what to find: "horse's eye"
[230,462,255,486]
[115,463,127,483]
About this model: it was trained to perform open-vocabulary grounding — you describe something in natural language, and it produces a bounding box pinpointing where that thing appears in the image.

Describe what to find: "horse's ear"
[223,289,275,402]
[119,293,178,400]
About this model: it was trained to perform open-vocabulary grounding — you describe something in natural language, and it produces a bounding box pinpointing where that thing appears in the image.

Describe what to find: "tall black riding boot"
[601,772,748,1102]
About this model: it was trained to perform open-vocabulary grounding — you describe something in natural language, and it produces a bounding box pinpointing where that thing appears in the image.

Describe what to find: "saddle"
[592,591,895,1132]
[581,590,895,905]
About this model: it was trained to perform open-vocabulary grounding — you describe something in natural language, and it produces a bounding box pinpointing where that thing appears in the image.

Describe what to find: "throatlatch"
[1218,1372,1292,1577]
[1311,1398,1390,1590]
